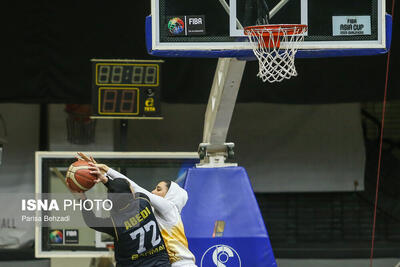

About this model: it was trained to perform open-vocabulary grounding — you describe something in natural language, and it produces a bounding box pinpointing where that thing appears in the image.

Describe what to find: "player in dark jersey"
[79,177,171,267]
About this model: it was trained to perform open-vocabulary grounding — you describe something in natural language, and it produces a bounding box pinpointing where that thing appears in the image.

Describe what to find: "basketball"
[65,160,97,192]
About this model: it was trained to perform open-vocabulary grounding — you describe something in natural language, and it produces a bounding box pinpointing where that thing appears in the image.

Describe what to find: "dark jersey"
[82,192,170,267]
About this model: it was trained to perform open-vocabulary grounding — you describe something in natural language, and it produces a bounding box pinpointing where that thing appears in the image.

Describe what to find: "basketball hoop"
[244,24,308,83]
[65,104,96,145]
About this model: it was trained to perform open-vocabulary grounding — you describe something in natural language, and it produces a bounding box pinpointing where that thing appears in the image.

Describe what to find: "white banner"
[332,16,371,36]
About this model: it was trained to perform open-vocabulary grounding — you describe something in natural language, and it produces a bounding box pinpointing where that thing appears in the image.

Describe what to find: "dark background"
[2,1,400,261]
[3,1,399,104]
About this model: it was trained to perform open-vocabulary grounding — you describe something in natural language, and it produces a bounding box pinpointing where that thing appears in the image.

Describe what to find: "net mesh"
[244,25,308,83]
[65,104,96,145]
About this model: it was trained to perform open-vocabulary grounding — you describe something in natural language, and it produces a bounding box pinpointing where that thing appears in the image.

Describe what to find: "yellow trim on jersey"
[160,221,189,263]
[119,203,130,211]
[110,216,119,241]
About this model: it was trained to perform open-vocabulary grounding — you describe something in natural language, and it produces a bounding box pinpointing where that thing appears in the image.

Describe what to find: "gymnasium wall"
[124,102,365,192]
[0,102,365,195]
[0,102,397,267]
[0,104,115,249]
[0,104,39,194]
[0,104,39,249]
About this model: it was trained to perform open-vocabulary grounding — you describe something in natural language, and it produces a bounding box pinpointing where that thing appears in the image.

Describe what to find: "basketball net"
[65,104,96,145]
[244,25,308,83]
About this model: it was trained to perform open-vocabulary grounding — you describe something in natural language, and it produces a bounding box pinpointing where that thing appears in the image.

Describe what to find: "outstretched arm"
[81,209,115,237]
[106,167,174,221]
[77,153,176,220]
[67,188,115,236]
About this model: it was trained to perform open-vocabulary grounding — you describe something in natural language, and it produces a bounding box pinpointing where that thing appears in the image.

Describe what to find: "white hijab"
[164,181,188,213]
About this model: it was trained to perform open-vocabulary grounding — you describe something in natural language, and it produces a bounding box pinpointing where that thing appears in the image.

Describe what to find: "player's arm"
[106,168,175,220]
[67,163,115,236]
[76,193,115,236]
[81,209,115,237]
[78,153,175,219]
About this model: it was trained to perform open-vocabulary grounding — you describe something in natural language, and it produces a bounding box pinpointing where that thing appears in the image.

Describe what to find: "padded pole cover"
[181,167,277,266]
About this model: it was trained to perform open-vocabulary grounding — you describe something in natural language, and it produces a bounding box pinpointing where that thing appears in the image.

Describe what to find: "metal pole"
[198,58,246,167]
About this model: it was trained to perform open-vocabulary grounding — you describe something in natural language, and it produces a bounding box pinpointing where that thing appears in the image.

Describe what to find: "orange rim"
[244,24,308,37]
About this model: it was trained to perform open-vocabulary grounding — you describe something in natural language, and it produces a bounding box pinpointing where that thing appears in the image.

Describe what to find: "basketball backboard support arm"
[218,0,290,30]
[269,0,290,18]
[197,58,246,167]
[217,0,243,29]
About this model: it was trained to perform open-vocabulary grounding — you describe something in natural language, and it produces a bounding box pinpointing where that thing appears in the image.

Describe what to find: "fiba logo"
[168,17,185,35]
[201,245,241,267]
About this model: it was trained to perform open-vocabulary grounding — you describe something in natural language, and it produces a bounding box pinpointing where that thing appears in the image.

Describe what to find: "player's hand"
[76,152,97,164]
[76,152,109,174]
[95,163,109,174]
[88,163,108,184]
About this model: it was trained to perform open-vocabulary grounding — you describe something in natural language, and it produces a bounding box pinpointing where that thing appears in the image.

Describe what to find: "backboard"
[35,151,198,257]
[147,0,391,58]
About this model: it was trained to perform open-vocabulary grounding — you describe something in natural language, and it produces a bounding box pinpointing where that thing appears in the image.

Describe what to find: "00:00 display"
[97,65,157,85]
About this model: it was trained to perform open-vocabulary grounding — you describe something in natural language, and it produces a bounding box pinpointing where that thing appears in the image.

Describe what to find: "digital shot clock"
[91,59,163,119]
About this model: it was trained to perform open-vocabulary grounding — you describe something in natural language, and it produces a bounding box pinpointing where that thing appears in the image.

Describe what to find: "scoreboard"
[91,59,163,119]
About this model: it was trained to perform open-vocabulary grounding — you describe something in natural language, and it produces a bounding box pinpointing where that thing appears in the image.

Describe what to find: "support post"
[198,58,246,167]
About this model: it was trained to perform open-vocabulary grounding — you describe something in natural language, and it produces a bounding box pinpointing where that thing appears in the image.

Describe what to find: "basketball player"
[78,152,197,267]
[72,177,171,267]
